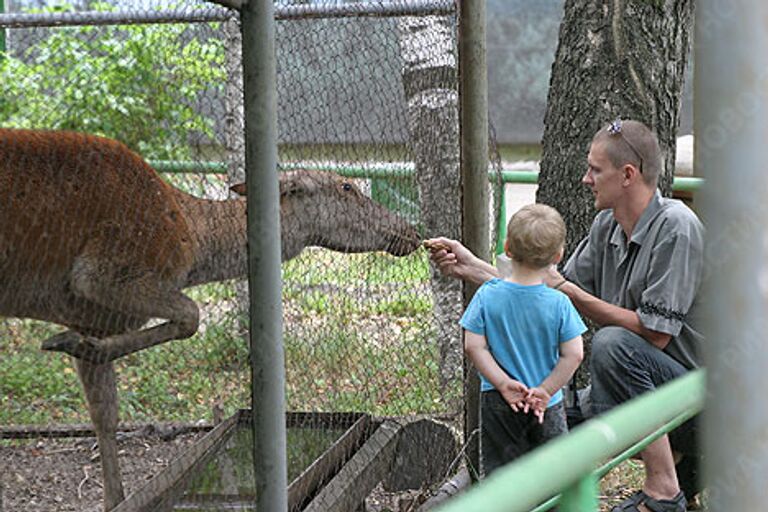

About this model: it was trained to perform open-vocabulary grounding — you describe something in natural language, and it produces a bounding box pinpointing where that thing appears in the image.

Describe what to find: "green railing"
[149,159,705,192]
[436,370,705,512]
[150,159,704,256]
[0,0,6,60]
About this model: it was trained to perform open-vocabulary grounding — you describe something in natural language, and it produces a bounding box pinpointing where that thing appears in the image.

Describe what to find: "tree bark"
[536,0,693,386]
[397,16,463,394]
[537,0,694,257]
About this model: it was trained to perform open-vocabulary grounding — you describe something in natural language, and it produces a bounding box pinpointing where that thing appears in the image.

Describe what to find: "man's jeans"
[590,325,701,498]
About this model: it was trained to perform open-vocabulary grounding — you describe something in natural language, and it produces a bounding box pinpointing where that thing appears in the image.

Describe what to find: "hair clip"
[607,118,622,135]
[606,118,645,173]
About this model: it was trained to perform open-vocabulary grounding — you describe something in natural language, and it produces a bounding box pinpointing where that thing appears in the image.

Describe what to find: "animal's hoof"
[41,332,108,363]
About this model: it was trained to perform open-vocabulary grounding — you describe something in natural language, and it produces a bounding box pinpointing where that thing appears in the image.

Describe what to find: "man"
[428,120,704,512]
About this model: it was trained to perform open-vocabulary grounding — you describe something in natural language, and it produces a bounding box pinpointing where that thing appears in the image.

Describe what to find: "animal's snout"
[386,224,421,256]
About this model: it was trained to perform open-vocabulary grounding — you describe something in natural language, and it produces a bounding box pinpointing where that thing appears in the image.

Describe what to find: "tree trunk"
[397,16,463,395]
[223,17,250,349]
[537,0,694,256]
[536,0,693,386]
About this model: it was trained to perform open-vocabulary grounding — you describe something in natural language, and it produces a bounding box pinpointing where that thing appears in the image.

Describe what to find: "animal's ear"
[230,183,247,196]
[280,170,313,197]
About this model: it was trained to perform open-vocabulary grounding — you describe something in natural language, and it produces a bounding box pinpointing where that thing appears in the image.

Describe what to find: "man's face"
[583,141,624,211]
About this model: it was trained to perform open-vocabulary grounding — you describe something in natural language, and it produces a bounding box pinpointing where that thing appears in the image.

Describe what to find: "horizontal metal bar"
[275,0,455,20]
[0,8,232,28]
[206,0,242,10]
[152,159,705,193]
[529,408,700,512]
[437,370,705,512]
[149,159,228,174]
[0,1,454,29]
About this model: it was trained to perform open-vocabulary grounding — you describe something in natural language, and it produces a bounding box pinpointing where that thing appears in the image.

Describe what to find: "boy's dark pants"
[481,390,568,476]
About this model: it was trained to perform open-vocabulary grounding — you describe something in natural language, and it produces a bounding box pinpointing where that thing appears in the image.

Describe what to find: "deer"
[0,128,421,510]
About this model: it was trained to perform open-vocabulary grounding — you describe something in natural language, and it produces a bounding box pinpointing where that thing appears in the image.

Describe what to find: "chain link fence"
[0,1,482,510]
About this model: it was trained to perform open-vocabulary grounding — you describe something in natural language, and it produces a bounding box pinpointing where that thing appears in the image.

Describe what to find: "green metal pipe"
[529,407,700,512]
[558,473,598,512]
[436,370,705,512]
[151,159,704,193]
[148,159,227,174]
[0,0,6,60]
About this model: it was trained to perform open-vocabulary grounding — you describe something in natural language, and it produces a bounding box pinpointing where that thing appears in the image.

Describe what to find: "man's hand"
[544,264,565,289]
[423,237,499,284]
[498,379,529,412]
[526,387,551,424]
[424,237,472,279]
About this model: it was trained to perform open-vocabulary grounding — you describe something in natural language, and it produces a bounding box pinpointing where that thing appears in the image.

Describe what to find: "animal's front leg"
[41,330,105,362]
[42,302,198,363]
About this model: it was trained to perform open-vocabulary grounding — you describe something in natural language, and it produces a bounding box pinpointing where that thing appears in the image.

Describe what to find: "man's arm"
[425,237,499,285]
[551,273,671,349]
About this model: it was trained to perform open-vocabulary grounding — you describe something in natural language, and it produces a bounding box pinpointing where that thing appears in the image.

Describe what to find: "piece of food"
[422,240,450,252]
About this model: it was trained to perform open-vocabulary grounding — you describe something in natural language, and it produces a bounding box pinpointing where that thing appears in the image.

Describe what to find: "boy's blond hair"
[505,204,566,268]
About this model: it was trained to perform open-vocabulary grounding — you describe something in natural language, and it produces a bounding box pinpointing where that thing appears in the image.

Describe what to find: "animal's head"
[231,170,420,259]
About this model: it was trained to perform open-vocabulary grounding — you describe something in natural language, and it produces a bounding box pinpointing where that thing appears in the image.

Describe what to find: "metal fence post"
[558,474,598,512]
[241,0,288,510]
[459,0,489,479]
[696,0,768,510]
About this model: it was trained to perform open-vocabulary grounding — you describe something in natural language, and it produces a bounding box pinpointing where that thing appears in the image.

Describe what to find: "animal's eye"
[342,182,352,191]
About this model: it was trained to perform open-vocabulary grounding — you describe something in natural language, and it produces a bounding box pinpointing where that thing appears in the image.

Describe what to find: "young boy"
[459,204,586,475]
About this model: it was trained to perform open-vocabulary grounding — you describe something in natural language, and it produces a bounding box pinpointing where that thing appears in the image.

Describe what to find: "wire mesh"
[0,1,465,511]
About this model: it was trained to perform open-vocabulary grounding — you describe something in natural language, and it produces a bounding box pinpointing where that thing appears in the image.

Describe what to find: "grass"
[598,460,647,511]
[1,246,648,506]
[0,248,446,427]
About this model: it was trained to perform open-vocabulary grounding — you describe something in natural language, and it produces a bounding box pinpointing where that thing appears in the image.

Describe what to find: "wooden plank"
[288,415,375,511]
[112,411,241,512]
[107,410,371,512]
[302,420,402,512]
[0,421,214,440]
[383,418,458,492]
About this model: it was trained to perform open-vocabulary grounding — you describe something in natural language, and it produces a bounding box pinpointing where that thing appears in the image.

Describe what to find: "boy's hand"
[499,380,529,412]
[526,387,551,424]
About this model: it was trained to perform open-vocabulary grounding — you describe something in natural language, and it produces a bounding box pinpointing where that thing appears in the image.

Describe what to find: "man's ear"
[230,183,247,196]
[552,246,564,265]
[622,163,640,186]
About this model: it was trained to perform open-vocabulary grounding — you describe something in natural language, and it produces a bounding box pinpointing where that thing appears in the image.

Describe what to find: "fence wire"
[0,2,467,511]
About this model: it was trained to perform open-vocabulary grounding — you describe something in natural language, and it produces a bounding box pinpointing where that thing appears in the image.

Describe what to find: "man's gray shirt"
[563,191,705,370]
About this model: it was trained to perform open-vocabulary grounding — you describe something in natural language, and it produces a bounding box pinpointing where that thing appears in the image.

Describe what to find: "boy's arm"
[527,335,584,421]
[537,335,584,397]
[464,330,528,411]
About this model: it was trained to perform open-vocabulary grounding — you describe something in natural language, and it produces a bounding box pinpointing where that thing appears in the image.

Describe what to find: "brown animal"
[0,128,420,510]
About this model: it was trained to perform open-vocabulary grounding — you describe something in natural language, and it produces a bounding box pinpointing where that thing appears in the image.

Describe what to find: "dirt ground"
[0,431,701,512]
[1,429,206,512]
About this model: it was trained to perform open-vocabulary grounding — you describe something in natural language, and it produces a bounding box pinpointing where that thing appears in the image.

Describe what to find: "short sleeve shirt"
[563,191,705,369]
[460,279,587,406]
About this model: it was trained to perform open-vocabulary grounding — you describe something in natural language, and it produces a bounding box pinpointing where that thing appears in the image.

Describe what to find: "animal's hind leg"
[76,358,125,511]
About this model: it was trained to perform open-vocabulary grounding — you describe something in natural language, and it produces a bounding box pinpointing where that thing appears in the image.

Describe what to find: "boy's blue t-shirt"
[460,278,587,406]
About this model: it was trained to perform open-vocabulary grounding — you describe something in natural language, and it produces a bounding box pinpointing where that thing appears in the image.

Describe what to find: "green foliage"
[0,2,226,160]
